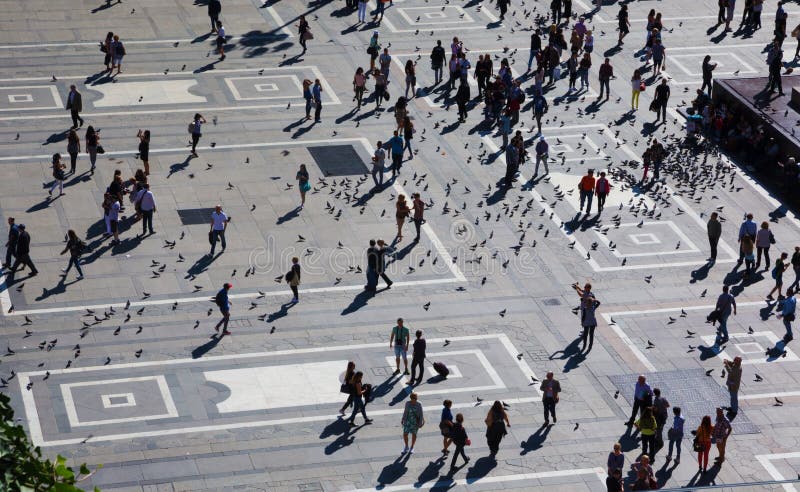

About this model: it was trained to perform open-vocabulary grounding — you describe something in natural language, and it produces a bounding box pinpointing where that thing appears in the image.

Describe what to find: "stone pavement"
[2,0,800,490]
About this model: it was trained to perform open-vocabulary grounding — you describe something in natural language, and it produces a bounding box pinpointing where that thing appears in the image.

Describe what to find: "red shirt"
[580,175,596,192]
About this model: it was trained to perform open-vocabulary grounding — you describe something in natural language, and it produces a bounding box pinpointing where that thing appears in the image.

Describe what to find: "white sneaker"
[401,446,409,454]
[408,448,414,454]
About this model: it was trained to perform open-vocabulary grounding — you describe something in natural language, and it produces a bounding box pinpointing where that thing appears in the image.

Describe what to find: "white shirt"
[211,211,228,231]
[109,201,120,221]
[137,190,156,211]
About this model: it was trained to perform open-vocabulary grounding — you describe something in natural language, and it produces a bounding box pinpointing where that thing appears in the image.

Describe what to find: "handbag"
[640,82,646,91]
[692,436,702,452]
[770,231,776,244]
[465,438,471,446]
[339,383,350,394]
[96,145,105,154]
[302,30,314,40]
[667,428,677,440]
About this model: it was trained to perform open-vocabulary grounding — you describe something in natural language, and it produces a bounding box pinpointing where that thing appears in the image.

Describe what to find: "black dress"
[485,408,507,454]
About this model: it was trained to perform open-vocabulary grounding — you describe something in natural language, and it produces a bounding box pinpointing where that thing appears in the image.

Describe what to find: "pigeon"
[748,326,754,334]
[135,349,142,358]
[646,340,655,349]
[754,374,763,382]
[516,353,523,360]
[775,397,784,406]
[270,326,276,334]
[499,309,507,317]
[423,302,430,311]
[613,390,619,399]
[476,396,483,403]
[686,330,696,337]
[444,339,451,346]
[23,316,32,326]
[705,369,714,376]
[573,423,580,431]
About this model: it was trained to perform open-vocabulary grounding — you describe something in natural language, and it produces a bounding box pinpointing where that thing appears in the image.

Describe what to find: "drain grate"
[542,298,562,306]
[307,144,369,176]
[177,208,215,226]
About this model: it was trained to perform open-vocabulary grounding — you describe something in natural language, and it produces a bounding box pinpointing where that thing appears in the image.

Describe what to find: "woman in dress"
[296,163,310,208]
[405,60,416,99]
[401,392,424,454]
[484,400,510,456]
[440,399,454,454]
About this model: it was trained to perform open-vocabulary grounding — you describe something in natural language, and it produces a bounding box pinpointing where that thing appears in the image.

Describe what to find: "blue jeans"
[784,317,794,339]
[535,153,549,175]
[579,190,593,213]
[366,267,378,289]
[527,49,539,70]
[305,98,312,118]
[668,434,682,459]
[349,395,368,422]
[404,138,413,159]
[64,256,83,276]
[729,390,738,414]
[718,314,730,341]
[433,66,443,84]
[211,229,226,254]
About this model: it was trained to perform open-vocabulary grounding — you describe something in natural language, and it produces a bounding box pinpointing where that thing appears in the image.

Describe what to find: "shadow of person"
[690,261,714,283]
[341,289,374,315]
[166,155,192,178]
[319,416,350,439]
[266,301,296,322]
[371,374,402,400]
[520,424,552,455]
[324,429,356,455]
[654,456,677,487]
[277,206,301,224]
[415,456,447,487]
[376,453,411,488]
[465,456,497,481]
[388,384,412,406]
[191,334,222,358]
[618,425,641,453]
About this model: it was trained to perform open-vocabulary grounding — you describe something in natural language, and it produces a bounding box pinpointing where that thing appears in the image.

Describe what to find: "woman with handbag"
[347,372,372,426]
[48,153,66,198]
[695,415,714,473]
[401,392,424,454]
[339,361,356,414]
[767,252,790,300]
[755,221,773,270]
[85,126,99,174]
[485,400,510,457]
[449,413,469,473]
[368,32,380,71]
[297,15,310,54]
[395,194,411,241]
[296,164,310,208]
[666,406,685,464]
[440,399,454,454]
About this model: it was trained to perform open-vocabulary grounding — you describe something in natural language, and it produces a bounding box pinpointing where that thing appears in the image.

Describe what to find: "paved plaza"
[2,0,800,490]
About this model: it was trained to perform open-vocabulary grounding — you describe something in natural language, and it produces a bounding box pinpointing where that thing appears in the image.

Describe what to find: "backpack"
[215,290,226,308]
[284,270,294,282]
[188,121,196,134]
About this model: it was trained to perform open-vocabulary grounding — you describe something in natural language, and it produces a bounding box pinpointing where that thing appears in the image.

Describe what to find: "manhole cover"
[308,144,369,176]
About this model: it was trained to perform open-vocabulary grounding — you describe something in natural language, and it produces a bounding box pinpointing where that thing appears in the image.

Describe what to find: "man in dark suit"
[3,217,19,270]
[65,85,83,129]
[365,239,379,291]
[10,224,38,277]
[376,239,393,288]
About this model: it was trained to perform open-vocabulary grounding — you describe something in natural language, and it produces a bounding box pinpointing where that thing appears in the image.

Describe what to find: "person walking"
[788,246,800,292]
[382,132,402,180]
[102,32,114,72]
[527,29,542,72]
[376,239,393,287]
[297,163,310,208]
[430,40,446,85]
[347,371,372,426]
[598,58,613,101]
[618,4,630,45]
[209,204,229,256]
[65,85,83,129]
[136,183,156,236]
[111,34,125,74]
[189,113,206,157]
[695,415,713,473]
[534,136,549,176]
[504,141,519,189]
[579,288,600,352]
[214,283,232,335]
[60,229,85,280]
[666,407,685,464]
[715,285,736,343]
[653,388,670,451]
[373,69,387,110]
[411,193,425,242]
[136,129,150,176]
[606,468,623,492]
[371,141,386,188]
[755,221,774,270]
[631,69,642,111]
[742,234,756,277]
[297,15,310,54]
[626,375,653,425]
[208,0,221,33]
[395,194,411,241]
[85,126,99,174]
[390,318,410,375]
[339,361,357,415]
[767,44,785,95]
[287,257,301,303]
[3,217,19,271]
[312,79,323,122]
[440,400,454,454]
[595,172,610,213]
[701,56,717,97]
[737,213,757,265]
[713,407,732,465]
[408,330,426,385]
[401,392,424,454]
[448,413,469,472]
[540,372,561,425]
[106,193,121,244]
[652,78,670,123]
[778,288,796,342]
[302,79,313,120]
[724,356,742,416]
[579,169,596,215]
[768,252,790,300]
[365,239,379,291]
[485,401,510,457]
[707,212,722,261]
[532,93,548,136]
[651,38,666,78]
[66,130,80,175]
[404,60,416,98]
[455,80,470,123]
[578,52,591,89]
[48,153,66,198]
[353,67,367,107]
[635,407,658,461]
[9,224,37,277]
[402,117,414,160]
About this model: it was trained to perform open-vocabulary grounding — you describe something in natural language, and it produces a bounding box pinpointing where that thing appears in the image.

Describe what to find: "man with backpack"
[532,93,548,135]
[60,229,86,280]
[214,283,233,336]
